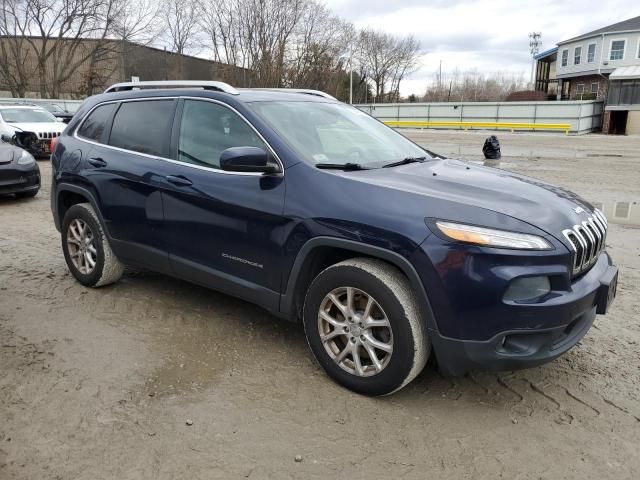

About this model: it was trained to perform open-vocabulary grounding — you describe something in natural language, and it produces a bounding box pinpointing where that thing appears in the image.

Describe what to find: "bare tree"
[423,69,527,102]
[0,0,123,97]
[0,0,33,96]
[1,0,421,101]
[285,1,352,93]
[82,0,162,94]
[200,0,356,93]
[163,0,201,55]
[358,29,421,102]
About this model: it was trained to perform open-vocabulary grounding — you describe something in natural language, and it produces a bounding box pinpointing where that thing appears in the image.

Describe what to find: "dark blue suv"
[50,81,618,395]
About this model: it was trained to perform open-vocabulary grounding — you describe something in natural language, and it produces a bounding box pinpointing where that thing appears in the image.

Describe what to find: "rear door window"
[77,103,117,143]
[109,100,175,157]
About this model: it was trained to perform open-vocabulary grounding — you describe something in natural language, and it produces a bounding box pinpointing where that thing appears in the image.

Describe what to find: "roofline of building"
[0,35,239,69]
[556,69,613,79]
[534,47,558,60]
[558,28,640,45]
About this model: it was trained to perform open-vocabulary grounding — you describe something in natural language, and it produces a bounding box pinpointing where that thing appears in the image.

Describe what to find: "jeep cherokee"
[50,81,618,395]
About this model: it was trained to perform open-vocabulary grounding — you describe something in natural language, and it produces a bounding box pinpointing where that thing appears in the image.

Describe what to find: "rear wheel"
[303,258,429,396]
[61,203,124,287]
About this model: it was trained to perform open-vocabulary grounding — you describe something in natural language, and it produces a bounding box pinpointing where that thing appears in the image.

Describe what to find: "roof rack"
[244,88,337,100]
[104,80,239,95]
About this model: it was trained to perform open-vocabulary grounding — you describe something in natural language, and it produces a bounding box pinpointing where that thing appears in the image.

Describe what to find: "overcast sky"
[323,0,639,96]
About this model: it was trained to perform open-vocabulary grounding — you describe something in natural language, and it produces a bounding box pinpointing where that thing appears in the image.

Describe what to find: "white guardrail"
[356,100,604,135]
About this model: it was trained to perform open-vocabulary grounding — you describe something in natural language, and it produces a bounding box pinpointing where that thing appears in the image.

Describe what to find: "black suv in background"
[50,81,617,395]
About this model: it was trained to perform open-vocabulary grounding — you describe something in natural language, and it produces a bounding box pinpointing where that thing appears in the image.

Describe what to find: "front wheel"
[303,258,429,396]
[61,202,124,287]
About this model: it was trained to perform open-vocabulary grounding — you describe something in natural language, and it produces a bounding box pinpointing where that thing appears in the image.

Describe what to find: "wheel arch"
[280,237,438,332]
[55,184,109,237]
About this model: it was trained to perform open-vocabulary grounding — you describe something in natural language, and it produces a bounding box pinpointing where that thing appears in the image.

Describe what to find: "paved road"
[1,131,639,479]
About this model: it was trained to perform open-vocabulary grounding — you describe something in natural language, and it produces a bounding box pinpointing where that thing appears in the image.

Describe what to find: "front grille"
[562,209,608,275]
[37,132,61,139]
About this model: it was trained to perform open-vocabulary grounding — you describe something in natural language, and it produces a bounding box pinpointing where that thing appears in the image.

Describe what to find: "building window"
[587,43,596,63]
[637,39,640,59]
[576,84,585,94]
[591,82,599,94]
[574,46,582,65]
[608,79,640,105]
[561,49,568,67]
[610,39,625,60]
[614,202,630,219]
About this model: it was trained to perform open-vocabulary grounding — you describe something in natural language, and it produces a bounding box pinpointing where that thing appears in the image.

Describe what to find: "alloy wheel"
[66,218,97,275]
[317,287,393,377]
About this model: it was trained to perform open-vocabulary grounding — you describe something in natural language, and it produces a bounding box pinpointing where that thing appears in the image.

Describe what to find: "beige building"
[0,37,249,99]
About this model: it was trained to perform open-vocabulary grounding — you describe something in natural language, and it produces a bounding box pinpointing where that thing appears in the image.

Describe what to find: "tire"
[15,189,38,199]
[61,202,124,287]
[303,257,429,396]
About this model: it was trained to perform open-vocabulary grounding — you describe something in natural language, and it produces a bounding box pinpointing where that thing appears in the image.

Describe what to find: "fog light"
[503,276,551,303]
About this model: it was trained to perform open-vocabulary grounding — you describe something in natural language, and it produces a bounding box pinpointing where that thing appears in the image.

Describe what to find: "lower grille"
[562,209,608,275]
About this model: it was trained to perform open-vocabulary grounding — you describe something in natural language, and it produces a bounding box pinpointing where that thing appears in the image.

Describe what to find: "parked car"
[40,102,74,124]
[50,81,618,396]
[0,105,66,157]
[0,138,40,198]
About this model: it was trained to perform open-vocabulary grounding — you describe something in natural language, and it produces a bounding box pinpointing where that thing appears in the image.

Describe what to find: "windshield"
[248,101,429,167]
[0,108,57,123]
[41,103,65,113]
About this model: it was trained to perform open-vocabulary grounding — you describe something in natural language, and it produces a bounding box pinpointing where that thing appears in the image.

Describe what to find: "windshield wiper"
[382,156,427,168]
[315,162,369,171]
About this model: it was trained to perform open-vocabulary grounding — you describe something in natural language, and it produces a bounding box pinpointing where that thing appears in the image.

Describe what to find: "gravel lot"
[1,130,639,479]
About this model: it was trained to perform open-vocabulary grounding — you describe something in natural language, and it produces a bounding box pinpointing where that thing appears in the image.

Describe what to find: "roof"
[610,66,640,80]
[534,47,558,60]
[0,104,44,110]
[559,15,640,44]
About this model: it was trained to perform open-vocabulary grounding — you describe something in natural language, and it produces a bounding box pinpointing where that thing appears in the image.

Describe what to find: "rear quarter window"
[77,103,117,142]
[108,100,175,157]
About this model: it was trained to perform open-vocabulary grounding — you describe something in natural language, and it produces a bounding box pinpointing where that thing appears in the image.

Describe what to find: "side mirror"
[220,147,279,174]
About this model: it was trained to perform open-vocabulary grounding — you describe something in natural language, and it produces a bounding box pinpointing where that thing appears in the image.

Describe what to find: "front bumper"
[0,163,40,195]
[431,305,597,376]
[412,236,617,376]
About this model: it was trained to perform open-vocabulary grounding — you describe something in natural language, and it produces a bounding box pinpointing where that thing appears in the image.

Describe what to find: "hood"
[7,122,66,134]
[0,143,22,164]
[346,159,594,238]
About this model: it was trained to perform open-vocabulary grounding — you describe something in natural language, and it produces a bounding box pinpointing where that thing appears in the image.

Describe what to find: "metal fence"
[0,97,85,113]
[356,100,604,135]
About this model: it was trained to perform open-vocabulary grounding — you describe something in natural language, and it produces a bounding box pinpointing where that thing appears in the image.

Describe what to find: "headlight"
[435,221,553,250]
[17,150,35,165]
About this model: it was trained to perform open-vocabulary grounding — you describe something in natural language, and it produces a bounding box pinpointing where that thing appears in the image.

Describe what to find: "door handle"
[166,175,193,187]
[87,157,107,168]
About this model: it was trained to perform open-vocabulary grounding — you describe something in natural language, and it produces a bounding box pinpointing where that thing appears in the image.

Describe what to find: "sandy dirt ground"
[1,130,639,479]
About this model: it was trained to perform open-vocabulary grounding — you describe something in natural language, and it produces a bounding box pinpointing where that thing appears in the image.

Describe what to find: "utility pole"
[529,32,542,89]
[348,48,354,104]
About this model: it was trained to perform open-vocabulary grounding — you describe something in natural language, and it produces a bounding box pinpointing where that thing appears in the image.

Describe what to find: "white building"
[536,15,640,134]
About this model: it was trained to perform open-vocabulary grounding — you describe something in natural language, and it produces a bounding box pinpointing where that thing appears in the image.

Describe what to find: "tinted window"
[77,103,116,142]
[177,100,265,169]
[109,100,174,156]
